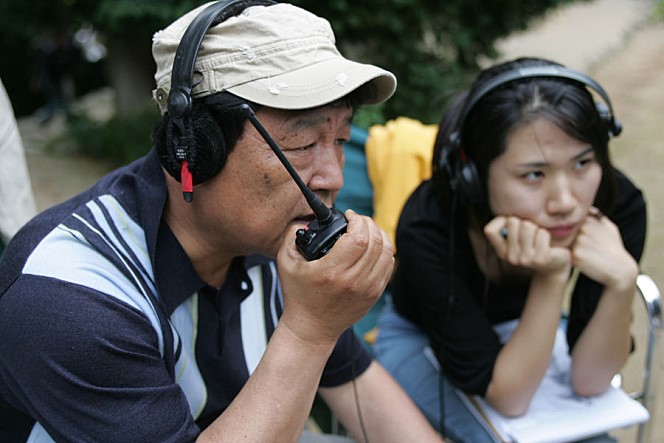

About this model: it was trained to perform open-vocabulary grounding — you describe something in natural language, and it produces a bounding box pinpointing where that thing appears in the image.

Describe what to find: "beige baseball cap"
[152,2,397,114]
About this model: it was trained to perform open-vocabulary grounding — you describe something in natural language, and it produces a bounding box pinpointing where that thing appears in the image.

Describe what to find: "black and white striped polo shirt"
[0,149,370,442]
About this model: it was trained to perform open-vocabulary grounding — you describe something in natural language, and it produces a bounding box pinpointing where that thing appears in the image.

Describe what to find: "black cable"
[351,336,370,443]
[438,191,459,441]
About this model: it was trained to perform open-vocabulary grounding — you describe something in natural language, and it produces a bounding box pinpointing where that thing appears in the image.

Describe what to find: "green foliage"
[93,0,205,36]
[62,101,160,165]
[291,0,574,124]
[0,0,207,116]
[2,0,577,159]
[0,0,206,39]
[654,0,664,21]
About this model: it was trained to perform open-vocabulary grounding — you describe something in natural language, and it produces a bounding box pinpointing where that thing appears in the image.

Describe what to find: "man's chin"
[269,224,306,258]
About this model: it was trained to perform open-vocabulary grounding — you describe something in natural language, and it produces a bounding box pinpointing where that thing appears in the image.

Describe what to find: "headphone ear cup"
[595,101,622,137]
[454,156,483,205]
[186,104,228,184]
[442,134,483,205]
[155,104,229,185]
[155,114,184,182]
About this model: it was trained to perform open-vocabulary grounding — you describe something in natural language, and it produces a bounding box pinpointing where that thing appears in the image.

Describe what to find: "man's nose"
[308,145,345,194]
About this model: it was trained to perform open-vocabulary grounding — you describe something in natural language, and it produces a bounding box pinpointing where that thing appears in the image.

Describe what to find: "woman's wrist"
[603,254,639,293]
[532,263,572,286]
[528,267,571,306]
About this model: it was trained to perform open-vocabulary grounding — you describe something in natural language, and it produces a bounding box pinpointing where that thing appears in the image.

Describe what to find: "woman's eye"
[575,158,594,169]
[523,171,544,180]
[335,138,349,146]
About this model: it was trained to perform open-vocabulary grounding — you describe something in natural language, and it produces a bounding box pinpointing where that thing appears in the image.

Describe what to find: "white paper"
[456,320,649,443]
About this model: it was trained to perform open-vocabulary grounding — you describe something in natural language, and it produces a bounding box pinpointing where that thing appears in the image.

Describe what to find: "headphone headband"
[439,64,621,206]
[457,65,621,138]
[162,0,276,201]
[168,0,275,119]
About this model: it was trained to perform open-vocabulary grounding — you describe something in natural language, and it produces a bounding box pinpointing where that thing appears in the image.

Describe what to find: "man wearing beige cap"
[0,1,442,442]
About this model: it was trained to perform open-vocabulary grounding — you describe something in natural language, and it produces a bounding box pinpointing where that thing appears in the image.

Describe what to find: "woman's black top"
[391,168,646,395]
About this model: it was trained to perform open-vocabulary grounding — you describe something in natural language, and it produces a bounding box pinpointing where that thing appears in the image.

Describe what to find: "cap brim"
[227,57,397,110]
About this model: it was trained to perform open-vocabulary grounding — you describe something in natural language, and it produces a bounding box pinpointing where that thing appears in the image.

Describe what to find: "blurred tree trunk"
[105,36,155,115]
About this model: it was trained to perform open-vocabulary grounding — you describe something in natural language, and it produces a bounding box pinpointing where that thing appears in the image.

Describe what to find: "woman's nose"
[546,176,576,215]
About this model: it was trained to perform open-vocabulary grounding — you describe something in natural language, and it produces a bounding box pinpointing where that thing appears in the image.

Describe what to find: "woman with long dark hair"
[374,57,646,442]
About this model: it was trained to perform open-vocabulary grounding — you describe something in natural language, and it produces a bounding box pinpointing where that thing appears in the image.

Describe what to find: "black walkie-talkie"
[241,105,348,261]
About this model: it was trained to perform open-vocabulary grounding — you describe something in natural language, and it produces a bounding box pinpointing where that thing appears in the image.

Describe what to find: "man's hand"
[277,209,395,345]
[199,210,393,442]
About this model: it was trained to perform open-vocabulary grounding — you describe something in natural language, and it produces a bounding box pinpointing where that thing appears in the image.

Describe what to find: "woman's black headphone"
[156,0,275,201]
[438,65,622,206]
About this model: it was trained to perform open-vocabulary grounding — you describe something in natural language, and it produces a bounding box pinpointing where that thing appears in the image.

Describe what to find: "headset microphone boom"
[241,105,348,261]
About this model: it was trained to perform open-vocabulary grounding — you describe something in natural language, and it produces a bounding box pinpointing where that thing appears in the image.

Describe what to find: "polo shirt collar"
[132,150,201,314]
[138,149,276,314]
[155,235,275,315]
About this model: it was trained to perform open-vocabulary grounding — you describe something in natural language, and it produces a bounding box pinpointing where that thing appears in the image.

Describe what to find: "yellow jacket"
[365,117,438,247]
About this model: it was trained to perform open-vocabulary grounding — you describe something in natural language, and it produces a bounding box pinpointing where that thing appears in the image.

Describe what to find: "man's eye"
[284,143,314,152]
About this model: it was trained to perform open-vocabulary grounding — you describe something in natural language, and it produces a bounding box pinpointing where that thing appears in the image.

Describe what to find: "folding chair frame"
[631,274,662,443]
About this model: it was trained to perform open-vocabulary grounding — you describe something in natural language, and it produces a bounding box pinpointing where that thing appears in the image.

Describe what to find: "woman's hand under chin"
[571,207,639,291]
[484,215,572,279]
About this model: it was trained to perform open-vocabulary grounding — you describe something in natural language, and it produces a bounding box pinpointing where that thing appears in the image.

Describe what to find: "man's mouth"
[293,214,316,225]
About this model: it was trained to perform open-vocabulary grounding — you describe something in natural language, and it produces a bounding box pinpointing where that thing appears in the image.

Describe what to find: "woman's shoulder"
[395,179,468,256]
[611,167,647,260]
[400,180,447,220]
[397,180,453,234]
[612,168,646,219]
[614,167,644,193]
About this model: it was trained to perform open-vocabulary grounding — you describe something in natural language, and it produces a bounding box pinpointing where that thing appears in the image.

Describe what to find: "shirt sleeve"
[319,328,372,387]
[391,181,502,395]
[0,275,200,443]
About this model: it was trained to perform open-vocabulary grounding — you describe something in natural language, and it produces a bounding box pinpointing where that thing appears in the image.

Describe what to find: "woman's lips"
[547,223,577,239]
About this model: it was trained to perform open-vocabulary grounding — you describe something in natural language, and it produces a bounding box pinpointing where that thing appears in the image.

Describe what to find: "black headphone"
[439,65,622,206]
[156,0,275,201]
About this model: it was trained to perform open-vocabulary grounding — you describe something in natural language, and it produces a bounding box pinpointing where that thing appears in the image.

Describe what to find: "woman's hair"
[432,57,618,227]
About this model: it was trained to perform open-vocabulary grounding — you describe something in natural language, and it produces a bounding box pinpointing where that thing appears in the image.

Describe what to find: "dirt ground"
[598,22,664,285]
[592,21,664,443]
[473,9,664,439]
[17,5,664,443]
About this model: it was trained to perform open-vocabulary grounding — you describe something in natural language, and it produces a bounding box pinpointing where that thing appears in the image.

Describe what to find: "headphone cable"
[438,191,459,440]
[351,336,370,443]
